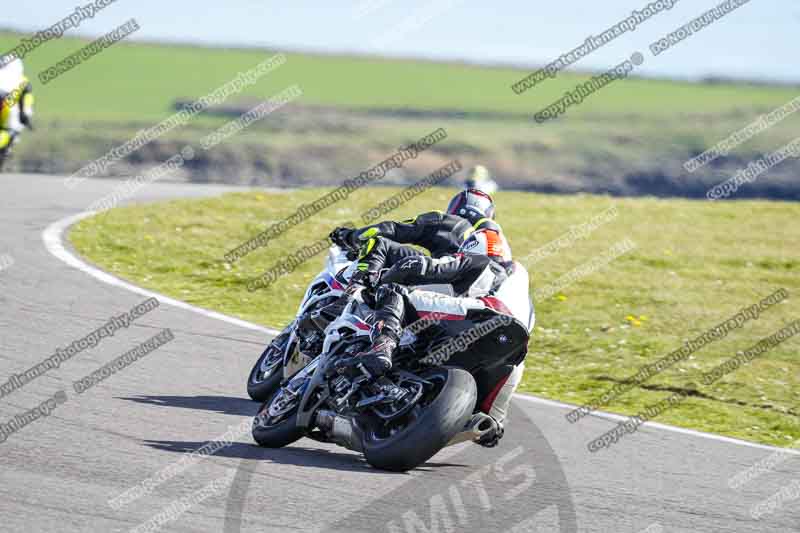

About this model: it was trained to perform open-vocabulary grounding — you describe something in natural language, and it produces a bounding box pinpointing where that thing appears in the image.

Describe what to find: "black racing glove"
[348,268,370,288]
[329,227,358,250]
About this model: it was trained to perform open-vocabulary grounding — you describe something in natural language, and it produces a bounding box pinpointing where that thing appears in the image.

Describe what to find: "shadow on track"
[222,400,578,532]
[126,394,468,474]
[142,439,468,475]
[118,394,259,416]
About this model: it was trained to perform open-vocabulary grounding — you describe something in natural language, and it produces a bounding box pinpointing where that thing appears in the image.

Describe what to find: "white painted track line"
[43,211,280,336]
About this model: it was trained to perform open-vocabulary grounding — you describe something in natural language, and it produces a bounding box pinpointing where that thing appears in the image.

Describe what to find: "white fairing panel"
[295,246,351,316]
[0,58,24,92]
[0,58,24,131]
[406,290,485,317]
[326,245,352,277]
[493,261,535,332]
[466,265,497,298]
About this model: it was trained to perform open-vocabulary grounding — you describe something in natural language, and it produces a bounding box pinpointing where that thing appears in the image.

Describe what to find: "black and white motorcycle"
[246,245,353,401]
[251,260,534,471]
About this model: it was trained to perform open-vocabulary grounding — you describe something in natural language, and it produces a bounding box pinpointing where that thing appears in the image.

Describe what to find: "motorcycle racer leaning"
[332,190,525,447]
[330,188,512,287]
[0,55,34,170]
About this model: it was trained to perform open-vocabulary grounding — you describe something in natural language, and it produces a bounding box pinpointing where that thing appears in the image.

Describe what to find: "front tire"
[247,336,289,401]
[362,367,477,472]
[252,386,304,448]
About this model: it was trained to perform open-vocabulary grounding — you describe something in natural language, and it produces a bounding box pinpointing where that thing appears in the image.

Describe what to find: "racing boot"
[476,363,524,447]
[348,330,397,378]
[335,284,405,378]
[475,417,504,448]
[446,412,504,448]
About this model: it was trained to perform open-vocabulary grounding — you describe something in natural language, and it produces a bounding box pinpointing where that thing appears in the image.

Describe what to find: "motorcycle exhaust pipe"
[445,412,498,447]
[315,410,364,452]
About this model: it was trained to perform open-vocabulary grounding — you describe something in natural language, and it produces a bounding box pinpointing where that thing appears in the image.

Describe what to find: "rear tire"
[252,386,305,448]
[362,367,476,472]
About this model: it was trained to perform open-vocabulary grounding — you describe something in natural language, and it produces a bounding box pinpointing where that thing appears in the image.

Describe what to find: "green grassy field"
[3,30,799,199]
[2,31,795,121]
[69,187,800,447]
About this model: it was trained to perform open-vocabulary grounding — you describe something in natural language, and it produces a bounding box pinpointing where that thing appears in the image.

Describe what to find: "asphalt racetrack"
[1,174,798,532]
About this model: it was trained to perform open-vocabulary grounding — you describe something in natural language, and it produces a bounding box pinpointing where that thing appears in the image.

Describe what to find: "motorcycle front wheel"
[247,332,290,401]
[251,384,305,448]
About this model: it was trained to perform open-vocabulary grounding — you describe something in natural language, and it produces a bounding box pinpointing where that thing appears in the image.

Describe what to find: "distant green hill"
[2,30,798,200]
[1,31,795,120]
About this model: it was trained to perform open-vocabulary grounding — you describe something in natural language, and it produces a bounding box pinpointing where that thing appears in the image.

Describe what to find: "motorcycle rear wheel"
[362,367,476,472]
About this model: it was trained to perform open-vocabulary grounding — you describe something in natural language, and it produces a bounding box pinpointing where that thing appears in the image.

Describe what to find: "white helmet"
[459,228,512,264]
[0,56,24,93]
[464,165,498,195]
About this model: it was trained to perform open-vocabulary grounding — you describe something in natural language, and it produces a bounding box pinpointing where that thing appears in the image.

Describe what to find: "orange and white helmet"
[459,228,512,265]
